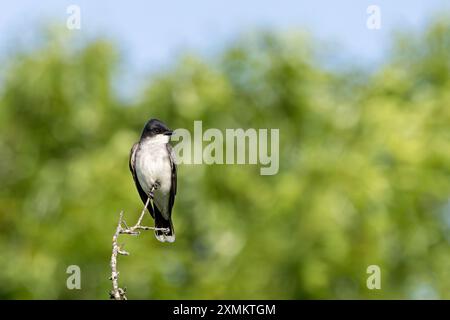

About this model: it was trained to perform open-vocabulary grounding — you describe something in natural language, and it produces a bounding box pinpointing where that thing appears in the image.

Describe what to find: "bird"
[129,118,177,243]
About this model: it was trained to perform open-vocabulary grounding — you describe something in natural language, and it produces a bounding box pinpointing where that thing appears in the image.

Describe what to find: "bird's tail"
[154,211,175,243]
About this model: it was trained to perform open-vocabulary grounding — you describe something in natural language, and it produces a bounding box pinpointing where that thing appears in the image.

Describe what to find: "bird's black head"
[140,118,173,140]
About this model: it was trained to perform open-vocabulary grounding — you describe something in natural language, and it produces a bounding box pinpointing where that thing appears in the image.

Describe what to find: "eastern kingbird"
[129,119,177,243]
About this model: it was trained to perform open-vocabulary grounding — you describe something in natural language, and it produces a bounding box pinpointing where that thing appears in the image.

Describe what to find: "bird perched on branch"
[129,119,177,242]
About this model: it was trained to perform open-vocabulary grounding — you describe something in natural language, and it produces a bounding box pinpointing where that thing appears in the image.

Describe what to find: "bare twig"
[109,186,169,300]
[110,211,127,300]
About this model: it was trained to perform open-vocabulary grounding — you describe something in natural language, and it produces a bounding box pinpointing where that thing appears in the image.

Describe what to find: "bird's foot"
[148,181,161,199]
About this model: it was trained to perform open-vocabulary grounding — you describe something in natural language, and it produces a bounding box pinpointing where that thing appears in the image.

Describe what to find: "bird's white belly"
[135,141,172,214]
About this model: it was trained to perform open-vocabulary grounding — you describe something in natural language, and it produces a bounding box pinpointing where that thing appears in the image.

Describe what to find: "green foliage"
[0,19,449,299]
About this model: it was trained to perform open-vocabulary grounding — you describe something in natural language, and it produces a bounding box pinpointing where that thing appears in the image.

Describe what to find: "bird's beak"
[164,131,173,136]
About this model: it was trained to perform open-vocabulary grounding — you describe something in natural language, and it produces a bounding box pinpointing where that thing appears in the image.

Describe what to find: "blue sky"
[0,1,448,96]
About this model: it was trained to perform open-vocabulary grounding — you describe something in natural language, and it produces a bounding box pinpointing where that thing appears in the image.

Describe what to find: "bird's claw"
[149,181,161,200]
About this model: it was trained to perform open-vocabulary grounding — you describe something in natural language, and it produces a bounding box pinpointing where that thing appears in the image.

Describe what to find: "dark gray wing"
[166,143,177,215]
[129,142,154,218]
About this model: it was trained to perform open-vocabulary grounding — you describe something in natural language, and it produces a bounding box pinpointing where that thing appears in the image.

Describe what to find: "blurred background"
[0,1,449,299]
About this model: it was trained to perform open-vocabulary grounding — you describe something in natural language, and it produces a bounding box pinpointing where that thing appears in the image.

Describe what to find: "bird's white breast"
[135,135,172,214]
